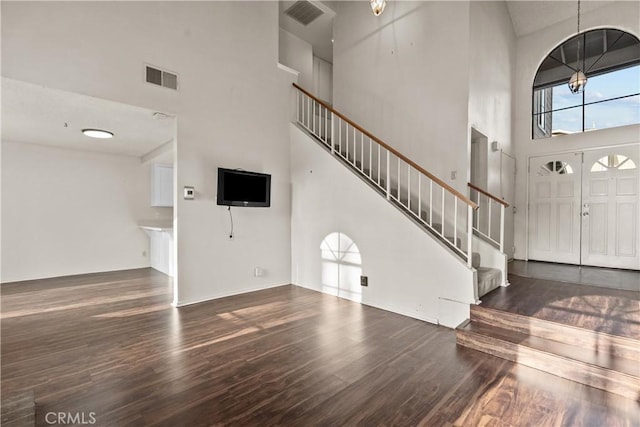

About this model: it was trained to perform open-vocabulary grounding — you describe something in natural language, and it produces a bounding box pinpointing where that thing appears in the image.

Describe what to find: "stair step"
[477,267,501,297]
[470,305,640,362]
[456,322,639,399]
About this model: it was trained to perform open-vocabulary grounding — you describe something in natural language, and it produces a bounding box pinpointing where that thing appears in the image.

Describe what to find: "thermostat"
[184,186,195,200]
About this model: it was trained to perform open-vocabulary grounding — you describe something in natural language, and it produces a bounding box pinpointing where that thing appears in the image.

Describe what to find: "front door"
[528,153,582,264]
[581,146,640,269]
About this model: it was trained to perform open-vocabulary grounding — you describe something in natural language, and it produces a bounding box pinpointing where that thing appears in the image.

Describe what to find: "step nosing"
[459,326,640,377]
[472,305,640,344]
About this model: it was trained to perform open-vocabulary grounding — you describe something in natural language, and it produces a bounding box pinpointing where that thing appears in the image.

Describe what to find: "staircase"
[457,305,640,400]
[293,83,507,306]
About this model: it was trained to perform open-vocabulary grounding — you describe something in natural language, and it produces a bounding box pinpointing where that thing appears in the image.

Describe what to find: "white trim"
[176,282,291,307]
[277,63,300,77]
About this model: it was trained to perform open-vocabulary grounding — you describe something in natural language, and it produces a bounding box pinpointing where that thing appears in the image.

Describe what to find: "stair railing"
[467,182,509,253]
[293,83,479,267]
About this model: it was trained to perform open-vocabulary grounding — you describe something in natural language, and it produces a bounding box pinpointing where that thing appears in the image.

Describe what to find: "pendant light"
[370,0,386,16]
[568,0,587,94]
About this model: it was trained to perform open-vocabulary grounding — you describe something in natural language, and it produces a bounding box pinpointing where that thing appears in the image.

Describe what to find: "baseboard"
[176,282,292,308]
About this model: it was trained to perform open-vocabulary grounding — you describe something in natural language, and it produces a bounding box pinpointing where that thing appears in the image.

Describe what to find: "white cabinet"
[151,164,173,207]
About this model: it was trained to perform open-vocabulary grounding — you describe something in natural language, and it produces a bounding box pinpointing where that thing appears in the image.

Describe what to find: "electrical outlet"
[450,170,457,180]
[360,276,368,287]
[254,267,264,277]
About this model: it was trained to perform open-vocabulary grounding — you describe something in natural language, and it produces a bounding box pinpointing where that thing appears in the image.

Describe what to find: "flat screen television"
[217,168,271,207]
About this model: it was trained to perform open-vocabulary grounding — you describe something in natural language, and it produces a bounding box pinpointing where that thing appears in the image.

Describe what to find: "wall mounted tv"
[217,168,271,207]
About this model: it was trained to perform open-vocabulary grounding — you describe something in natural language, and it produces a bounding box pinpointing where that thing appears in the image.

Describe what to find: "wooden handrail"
[293,83,478,210]
[467,183,509,207]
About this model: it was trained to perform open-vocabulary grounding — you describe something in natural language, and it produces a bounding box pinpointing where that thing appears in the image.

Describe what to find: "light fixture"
[370,0,386,16]
[568,0,587,94]
[82,129,114,139]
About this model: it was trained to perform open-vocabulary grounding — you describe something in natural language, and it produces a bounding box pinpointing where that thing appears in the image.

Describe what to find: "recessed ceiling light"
[82,129,114,139]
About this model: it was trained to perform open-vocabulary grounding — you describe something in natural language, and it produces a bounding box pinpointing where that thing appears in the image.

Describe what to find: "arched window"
[590,154,637,172]
[533,29,640,139]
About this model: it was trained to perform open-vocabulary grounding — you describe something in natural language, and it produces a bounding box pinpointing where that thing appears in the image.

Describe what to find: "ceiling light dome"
[82,129,114,139]
[370,0,386,16]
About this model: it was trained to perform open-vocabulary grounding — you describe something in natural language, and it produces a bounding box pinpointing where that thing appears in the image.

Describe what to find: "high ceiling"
[280,0,336,63]
[506,1,612,37]
[2,78,174,158]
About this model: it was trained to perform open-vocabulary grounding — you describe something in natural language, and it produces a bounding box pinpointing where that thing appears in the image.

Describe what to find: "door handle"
[582,212,589,216]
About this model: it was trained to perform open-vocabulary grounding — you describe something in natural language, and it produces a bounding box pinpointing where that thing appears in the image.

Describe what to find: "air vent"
[145,65,178,90]
[284,1,324,26]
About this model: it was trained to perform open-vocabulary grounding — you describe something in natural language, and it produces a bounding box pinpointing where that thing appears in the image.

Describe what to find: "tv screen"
[217,168,271,207]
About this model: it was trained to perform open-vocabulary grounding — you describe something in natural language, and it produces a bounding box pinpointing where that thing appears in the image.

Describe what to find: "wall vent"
[145,65,178,90]
[284,1,324,26]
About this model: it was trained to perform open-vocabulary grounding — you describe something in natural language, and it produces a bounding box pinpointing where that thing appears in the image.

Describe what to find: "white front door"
[528,153,583,264]
[581,146,640,269]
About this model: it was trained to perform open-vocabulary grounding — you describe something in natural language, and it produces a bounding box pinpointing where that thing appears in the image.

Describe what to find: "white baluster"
[377,144,381,185]
[454,197,458,248]
[418,175,422,220]
[407,165,411,211]
[429,180,433,226]
[331,112,335,155]
[500,203,505,253]
[397,157,400,199]
[467,205,473,268]
[386,150,391,200]
[369,138,372,179]
[488,198,492,240]
[353,127,356,166]
[441,188,445,237]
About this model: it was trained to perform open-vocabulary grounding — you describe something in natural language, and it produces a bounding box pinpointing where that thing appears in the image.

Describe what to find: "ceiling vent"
[145,65,178,90]
[284,1,324,26]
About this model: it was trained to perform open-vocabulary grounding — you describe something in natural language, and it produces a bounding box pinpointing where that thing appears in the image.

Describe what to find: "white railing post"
[441,188,445,236]
[407,165,411,211]
[488,198,492,239]
[331,112,335,155]
[467,205,474,267]
[453,197,458,248]
[500,203,505,253]
[386,150,391,200]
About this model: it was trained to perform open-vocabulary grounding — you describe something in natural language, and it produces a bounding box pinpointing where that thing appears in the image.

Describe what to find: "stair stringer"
[290,124,475,328]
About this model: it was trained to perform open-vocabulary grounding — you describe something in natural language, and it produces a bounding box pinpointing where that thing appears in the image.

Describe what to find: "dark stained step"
[470,305,640,362]
[457,322,640,400]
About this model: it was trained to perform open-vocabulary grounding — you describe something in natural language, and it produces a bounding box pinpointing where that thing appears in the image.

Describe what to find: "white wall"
[312,55,333,104]
[2,2,294,304]
[279,28,313,90]
[468,1,516,195]
[1,142,171,282]
[290,124,475,328]
[512,2,640,260]
[333,1,471,194]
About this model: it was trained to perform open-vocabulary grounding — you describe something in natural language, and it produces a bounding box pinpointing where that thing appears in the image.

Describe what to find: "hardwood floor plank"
[2,268,639,426]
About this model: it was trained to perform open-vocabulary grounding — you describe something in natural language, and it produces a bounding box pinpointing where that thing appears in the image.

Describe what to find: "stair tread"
[461,322,640,377]
[470,305,640,362]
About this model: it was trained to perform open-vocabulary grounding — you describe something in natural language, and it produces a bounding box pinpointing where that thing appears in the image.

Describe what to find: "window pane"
[552,106,583,135]
[584,65,640,104]
[552,84,583,110]
[584,95,640,130]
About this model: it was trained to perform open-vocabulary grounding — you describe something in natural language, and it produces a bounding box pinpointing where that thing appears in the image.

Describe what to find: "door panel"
[581,145,640,269]
[528,153,582,264]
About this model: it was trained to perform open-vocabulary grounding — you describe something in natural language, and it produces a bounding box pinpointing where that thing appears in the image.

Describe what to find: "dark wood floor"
[483,273,640,339]
[2,269,639,426]
[509,260,640,292]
